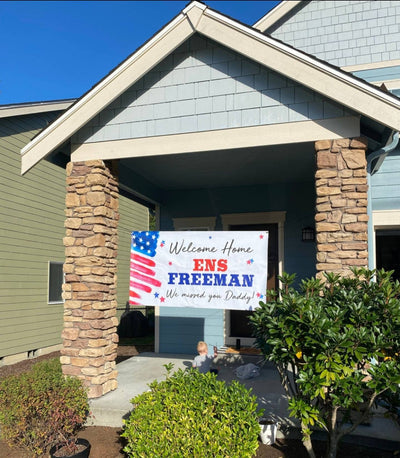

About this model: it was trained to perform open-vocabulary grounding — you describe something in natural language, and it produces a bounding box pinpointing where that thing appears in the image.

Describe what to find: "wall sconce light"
[302,226,315,242]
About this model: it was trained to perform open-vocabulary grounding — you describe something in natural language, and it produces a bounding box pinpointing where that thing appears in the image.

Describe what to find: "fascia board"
[21,9,196,174]
[198,7,400,130]
[253,1,302,33]
[0,100,74,119]
[70,117,360,162]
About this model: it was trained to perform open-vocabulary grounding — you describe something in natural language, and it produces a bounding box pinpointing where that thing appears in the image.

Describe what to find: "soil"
[0,346,399,458]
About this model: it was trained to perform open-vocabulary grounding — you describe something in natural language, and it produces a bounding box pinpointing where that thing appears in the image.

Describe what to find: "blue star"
[154,292,159,298]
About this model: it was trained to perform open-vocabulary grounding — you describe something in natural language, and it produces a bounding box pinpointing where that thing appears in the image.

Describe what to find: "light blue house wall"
[73,34,353,146]
[371,150,400,211]
[352,66,400,85]
[266,1,400,68]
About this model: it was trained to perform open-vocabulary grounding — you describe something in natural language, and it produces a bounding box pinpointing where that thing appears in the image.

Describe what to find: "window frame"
[48,261,65,304]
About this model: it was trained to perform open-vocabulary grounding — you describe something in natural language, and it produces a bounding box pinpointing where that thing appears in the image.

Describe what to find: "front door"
[225,223,279,347]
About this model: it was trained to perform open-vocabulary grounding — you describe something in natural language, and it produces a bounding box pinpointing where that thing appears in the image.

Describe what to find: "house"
[20,0,400,398]
[0,100,149,365]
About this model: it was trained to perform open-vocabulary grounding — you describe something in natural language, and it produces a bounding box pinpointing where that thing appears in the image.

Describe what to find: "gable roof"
[21,1,400,174]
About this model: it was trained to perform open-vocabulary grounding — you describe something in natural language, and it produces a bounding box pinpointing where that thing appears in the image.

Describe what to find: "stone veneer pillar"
[315,138,369,279]
[61,160,119,398]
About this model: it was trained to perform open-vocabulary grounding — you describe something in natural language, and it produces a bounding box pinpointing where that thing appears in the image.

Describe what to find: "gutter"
[367,130,400,270]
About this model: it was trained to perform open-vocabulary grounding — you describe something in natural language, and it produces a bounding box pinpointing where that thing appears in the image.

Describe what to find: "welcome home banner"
[129,231,268,311]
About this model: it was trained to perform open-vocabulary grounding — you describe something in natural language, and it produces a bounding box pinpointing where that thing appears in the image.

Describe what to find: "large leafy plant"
[122,364,262,457]
[251,268,400,458]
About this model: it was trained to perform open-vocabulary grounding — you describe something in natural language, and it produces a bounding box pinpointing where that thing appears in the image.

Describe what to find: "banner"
[129,231,268,311]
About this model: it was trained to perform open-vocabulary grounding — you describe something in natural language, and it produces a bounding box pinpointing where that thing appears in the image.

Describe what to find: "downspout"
[367,131,399,270]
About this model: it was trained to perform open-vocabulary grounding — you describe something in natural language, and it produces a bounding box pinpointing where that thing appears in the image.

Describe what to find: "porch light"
[302,226,315,242]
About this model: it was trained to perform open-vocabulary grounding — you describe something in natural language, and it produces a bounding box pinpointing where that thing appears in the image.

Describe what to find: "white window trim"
[48,261,65,304]
[372,210,400,270]
[221,211,286,347]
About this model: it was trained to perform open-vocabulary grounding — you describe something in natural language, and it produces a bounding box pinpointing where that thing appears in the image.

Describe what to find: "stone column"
[61,160,119,398]
[315,138,368,279]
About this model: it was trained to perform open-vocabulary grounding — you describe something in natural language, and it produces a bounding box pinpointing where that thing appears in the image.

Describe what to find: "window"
[376,230,400,281]
[373,210,400,281]
[48,261,64,304]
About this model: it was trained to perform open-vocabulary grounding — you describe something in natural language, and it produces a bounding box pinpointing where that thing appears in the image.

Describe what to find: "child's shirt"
[192,354,214,373]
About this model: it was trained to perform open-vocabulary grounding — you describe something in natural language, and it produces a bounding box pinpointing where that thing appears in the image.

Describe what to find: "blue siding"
[159,308,224,355]
[371,151,400,211]
[158,180,316,353]
[268,1,400,68]
[353,66,400,84]
[73,34,353,145]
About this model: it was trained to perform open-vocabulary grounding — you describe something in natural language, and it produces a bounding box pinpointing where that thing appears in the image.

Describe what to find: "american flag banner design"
[129,231,268,311]
[129,231,161,305]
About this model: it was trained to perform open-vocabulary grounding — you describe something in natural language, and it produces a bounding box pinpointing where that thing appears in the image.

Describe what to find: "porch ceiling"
[120,141,315,191]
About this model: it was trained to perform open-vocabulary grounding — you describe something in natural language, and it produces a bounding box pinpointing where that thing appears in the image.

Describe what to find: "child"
[192,341,218,374]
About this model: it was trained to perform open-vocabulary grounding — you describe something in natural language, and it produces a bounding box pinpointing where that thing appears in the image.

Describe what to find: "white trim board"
[342,60,400,73]
[0,100,74,119]
[373,210,400,229]
[253,1,302,33]
[71,117,360,162]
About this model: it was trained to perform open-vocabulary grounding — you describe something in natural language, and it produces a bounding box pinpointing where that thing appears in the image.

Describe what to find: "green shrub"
[251,268,400,458]
[121,365,262,457]
[0,358,89,456]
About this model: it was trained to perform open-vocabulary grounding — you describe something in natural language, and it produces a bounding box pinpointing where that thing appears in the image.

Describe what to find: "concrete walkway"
[88,353,400,445]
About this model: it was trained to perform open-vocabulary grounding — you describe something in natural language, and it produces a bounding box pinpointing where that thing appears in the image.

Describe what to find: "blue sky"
[0,1,279,105]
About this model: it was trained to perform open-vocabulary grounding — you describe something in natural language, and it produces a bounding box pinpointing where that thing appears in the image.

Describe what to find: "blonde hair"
[197,341,208,353]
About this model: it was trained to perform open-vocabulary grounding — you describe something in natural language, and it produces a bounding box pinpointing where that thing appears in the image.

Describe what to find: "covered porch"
[20,1,399,399]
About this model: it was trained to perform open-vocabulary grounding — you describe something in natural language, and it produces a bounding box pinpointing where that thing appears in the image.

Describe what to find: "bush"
[121,364,262,457]
[0,358,89,456]
[251,269,400,458]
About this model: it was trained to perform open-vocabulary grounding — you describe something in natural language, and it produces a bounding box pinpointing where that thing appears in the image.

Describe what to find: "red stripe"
[129,290,141,299]
[131,262,155,276]
[130,280,152,293]
[131,252,156,267]
[131,271,161,287]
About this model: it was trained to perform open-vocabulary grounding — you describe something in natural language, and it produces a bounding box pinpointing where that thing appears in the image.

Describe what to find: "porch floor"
[88,353,400,445]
